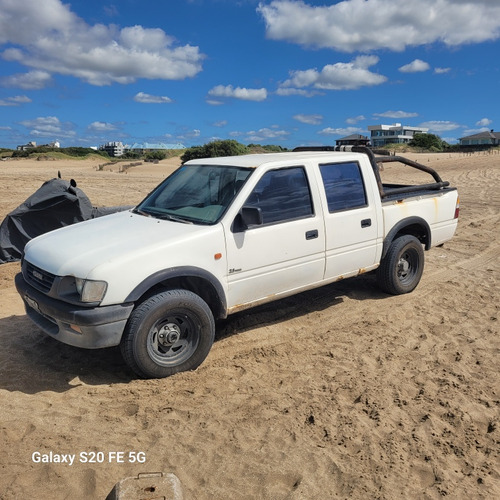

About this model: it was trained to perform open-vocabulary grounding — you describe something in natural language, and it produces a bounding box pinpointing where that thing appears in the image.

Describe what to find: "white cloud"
[0,70,53,90]
[346,115,366,125]
[293,114,323,125]
[399,59,430,73]
[275,87,322,97]
[434,67,451,74]
[88,121,118,132]
[0,0,204,86]
[206,99,224,106]
[245,127,290,142]
[18,116,76,138]
[213,120,228,127]
[175,129,201,142]
[0,95,31,106]
[258,0,500,52]
[208,84,267,102]
[374,110,419,119]
[134,92,173,104]
[419,120,461,132]
[103,5,119,17]
[476,118,492,127]
[318,126,364,136]
[280,56,387,91]
[462,127,490,136]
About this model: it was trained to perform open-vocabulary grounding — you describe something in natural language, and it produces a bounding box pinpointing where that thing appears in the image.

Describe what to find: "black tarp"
[0,177,131,264]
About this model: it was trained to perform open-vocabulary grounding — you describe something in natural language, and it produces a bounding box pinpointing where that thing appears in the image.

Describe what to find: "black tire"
[120,289,215,379]
[377,235,424,295]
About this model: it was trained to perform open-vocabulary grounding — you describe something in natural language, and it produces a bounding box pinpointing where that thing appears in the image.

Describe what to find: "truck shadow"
[0,274,386,394]
[0,314,133,394]
[216,272,385,340]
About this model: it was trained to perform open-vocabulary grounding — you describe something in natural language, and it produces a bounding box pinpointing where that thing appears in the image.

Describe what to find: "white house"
[459,130,500,147]
[368,123,428,147]
[99,141,127,157]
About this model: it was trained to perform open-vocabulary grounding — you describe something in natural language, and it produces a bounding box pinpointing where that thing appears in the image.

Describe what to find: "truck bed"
[382,184,458,202]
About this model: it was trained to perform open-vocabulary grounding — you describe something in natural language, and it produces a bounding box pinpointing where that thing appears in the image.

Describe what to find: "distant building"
[99,141,126,157]
[128,142,185,154]
[16,140,60,151]
[367,123,428,147]
[459,130,500,147]
[16,141,37,151]
[335,134,370,147]
[99,141,185,157]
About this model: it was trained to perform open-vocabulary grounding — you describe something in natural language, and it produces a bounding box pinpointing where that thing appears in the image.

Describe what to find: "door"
[318,161,379,279]
[224,166,326,309]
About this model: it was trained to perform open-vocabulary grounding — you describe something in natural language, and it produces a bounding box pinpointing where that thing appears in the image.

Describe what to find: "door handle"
[306,229,319,240]
[361,218,372,228]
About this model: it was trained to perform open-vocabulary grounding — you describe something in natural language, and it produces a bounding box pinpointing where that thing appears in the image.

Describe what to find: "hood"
[24,210,218,279]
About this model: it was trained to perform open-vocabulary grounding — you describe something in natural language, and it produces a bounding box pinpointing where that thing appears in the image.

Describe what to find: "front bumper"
[15,273,134,349]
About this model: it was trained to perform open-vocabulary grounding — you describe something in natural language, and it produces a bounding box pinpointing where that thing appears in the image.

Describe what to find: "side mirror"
[234,205,263,231]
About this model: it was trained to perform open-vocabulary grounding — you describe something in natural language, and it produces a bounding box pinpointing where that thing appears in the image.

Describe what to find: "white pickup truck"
[15,147,459,378]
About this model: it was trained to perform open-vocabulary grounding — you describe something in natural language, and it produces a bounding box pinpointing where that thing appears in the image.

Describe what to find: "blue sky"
[1,0,499,149]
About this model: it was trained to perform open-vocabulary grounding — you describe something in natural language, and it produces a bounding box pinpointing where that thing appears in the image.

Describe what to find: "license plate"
[24,295,40,313]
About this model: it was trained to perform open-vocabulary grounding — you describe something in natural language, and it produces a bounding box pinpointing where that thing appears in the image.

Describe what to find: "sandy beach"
[0,152,498,499]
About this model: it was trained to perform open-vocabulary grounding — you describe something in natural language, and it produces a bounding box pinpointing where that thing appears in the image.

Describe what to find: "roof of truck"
[185,150,363,168]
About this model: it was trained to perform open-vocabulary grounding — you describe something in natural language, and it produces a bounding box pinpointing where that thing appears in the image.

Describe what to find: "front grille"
[24,262,56,293]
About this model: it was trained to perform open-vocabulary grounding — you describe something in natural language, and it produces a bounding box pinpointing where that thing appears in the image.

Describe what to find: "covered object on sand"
[0,177,131,264]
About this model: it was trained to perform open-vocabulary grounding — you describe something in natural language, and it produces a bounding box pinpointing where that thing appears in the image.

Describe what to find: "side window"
[319,162,367,212]
[246,167,314,224]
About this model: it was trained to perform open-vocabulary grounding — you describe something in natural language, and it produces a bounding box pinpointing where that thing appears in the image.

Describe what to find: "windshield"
[135,164,253,224]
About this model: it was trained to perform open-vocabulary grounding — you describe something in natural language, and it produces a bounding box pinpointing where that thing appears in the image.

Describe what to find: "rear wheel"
[377,235,424,295]
[120,289,215,379]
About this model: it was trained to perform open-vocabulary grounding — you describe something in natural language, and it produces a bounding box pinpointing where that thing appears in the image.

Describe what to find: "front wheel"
[377,235,424,295]
[120,289,215,379]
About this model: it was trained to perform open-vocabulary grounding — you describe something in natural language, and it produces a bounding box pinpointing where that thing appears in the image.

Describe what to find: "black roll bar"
[293,145,449,198]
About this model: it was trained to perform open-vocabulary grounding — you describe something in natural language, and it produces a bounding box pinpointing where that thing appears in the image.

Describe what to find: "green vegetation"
[247,144,289,153]
[0,148,13,159]
[36,152,109,161]
[120,151,142,160]
[144,150,167,161]
[12,147,110,159]
[181,140,288,163]
[5,146,187,162]
[409,133,449,152]
[181,140,249,163]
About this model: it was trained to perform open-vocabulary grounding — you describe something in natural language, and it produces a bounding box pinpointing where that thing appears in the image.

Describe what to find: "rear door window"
[319,162,367,212]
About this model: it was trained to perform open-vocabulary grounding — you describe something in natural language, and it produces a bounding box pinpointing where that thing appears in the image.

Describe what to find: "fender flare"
[125,266,227,319]
[382,216,431,259]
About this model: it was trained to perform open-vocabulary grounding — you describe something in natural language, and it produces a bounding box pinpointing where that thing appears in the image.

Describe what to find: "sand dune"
[0,152,498,499]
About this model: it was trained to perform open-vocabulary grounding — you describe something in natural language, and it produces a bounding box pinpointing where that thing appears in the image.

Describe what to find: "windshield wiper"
[134,207,193,224]
[155,213,194,224]
[134,208,153,217]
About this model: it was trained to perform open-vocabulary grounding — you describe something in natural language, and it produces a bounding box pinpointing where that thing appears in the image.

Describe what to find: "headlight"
[78,279,108,303]
[56,276,108,304]
[75,277,85,295]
